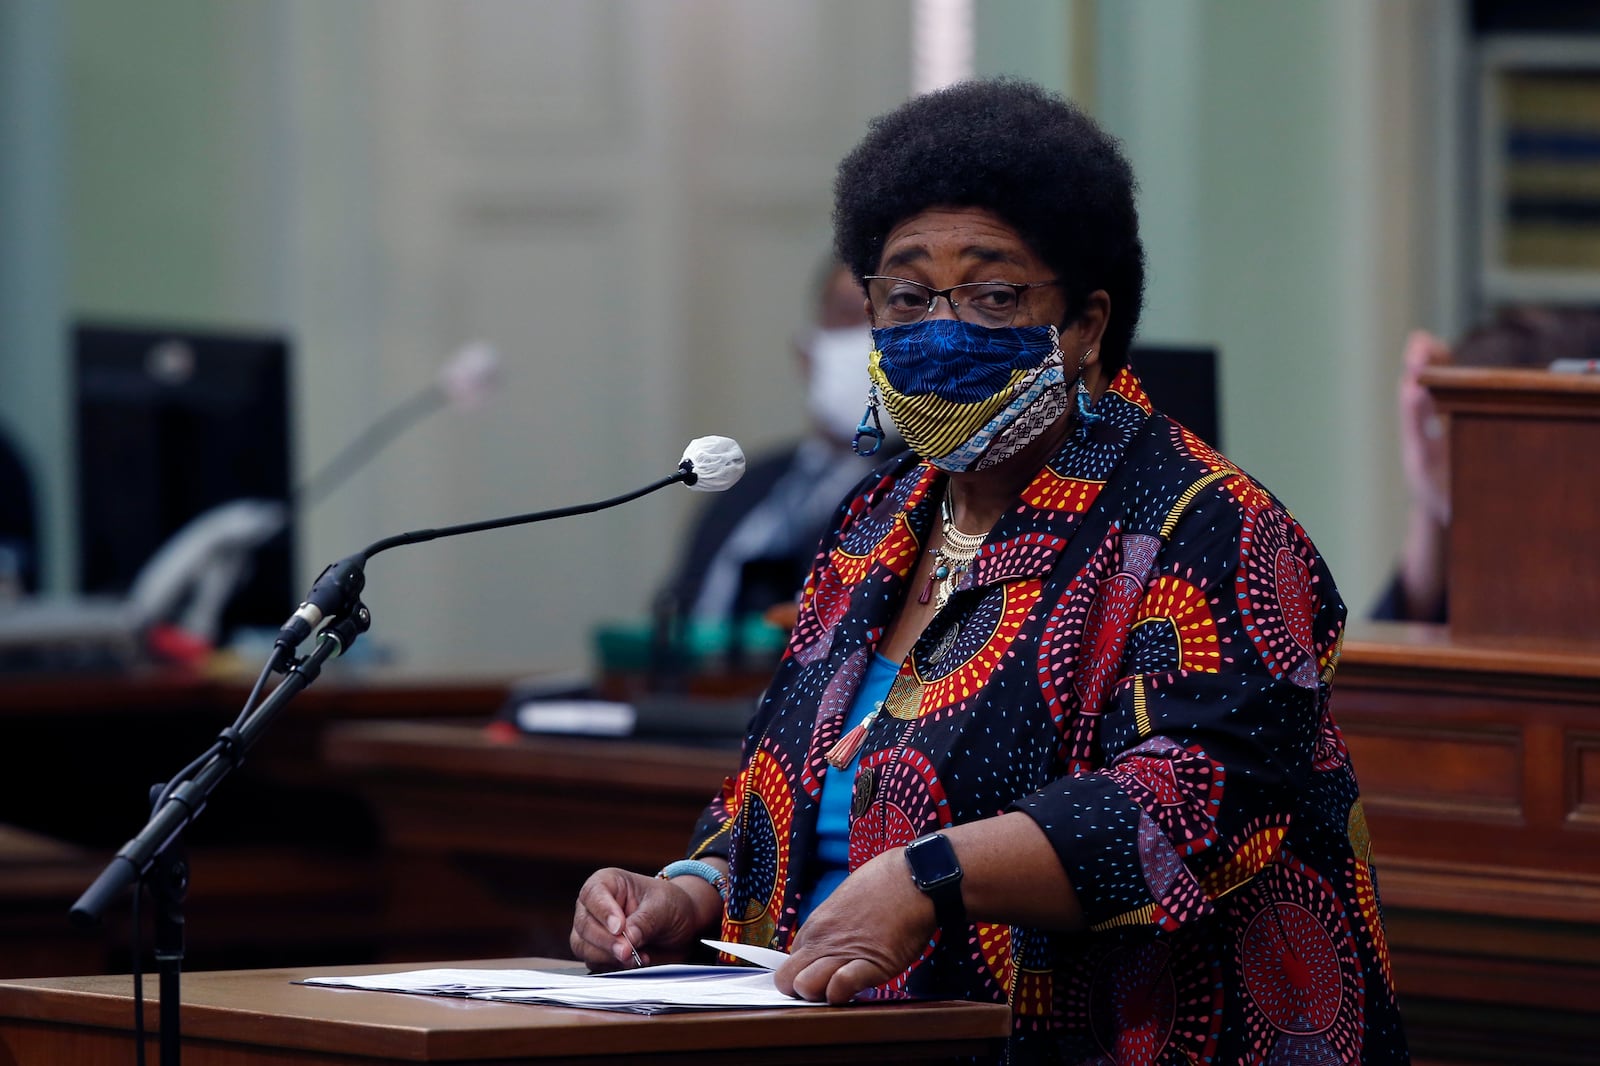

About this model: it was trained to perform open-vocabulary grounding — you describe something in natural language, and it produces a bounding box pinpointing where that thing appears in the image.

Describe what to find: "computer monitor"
[0,423,38,595]
[73,322,295,633]
[1128,344,1222,449]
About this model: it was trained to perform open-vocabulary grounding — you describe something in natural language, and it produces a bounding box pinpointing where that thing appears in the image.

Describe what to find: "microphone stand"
[71,608,370,1065]
[68,455,709,1064]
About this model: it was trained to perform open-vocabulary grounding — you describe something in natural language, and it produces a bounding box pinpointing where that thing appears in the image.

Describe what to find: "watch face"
[907,833,961,888]
[905,833,967,930]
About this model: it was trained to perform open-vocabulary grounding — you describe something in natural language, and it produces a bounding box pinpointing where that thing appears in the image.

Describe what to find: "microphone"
[680,435,746,491]
[294,341,502,509]
[273,436,746,652]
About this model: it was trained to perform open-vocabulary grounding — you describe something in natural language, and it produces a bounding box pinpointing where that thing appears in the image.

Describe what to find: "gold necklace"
[918,491,984,611]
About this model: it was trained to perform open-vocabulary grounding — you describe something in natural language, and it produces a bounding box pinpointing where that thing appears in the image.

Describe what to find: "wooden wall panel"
[1345,721,1522,820]
[1336,623,1600,1062]
[1567,732,1600,829]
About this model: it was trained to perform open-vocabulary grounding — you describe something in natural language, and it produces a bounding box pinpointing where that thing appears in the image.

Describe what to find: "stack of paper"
[299,941,818,1015]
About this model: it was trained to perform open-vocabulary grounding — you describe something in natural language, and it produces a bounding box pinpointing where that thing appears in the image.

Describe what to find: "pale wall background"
[0,0,1463,677]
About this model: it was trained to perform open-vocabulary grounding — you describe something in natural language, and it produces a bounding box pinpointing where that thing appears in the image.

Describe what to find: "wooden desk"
[0,670,511,976]
[321,722,737,961]
[0,825,108,979]
[0,668,511,719]
[1335,622,1600,1064]
[0,669,509,846]
[0,958,1011,1065]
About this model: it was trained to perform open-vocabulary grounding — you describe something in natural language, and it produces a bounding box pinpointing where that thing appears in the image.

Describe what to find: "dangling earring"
[853,382,886,456]
[1075,380,1099,424]
[1074,349,1101,437]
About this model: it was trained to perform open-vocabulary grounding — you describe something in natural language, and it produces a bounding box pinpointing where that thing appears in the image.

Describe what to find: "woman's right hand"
[569,867,709,971]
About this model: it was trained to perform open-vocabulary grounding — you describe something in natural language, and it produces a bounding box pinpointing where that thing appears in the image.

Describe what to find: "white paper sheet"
[700,938,792,970]
[298,959,819,1015]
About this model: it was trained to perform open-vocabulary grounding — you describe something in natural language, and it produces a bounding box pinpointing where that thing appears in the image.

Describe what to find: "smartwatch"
[904,832,966,931]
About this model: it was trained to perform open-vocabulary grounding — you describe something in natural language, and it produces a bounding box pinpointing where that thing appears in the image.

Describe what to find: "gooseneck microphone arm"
[368,460,697,553]
[272,460,700,653]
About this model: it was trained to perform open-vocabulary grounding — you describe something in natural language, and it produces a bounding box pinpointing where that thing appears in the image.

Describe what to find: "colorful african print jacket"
[686,370,1408,1064]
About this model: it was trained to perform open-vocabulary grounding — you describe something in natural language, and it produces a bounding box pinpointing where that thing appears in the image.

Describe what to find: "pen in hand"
[621,928,643,969]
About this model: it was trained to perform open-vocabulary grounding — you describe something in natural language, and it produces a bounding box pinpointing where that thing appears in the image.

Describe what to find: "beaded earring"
[1074,349,1101,439]
[1075,380,1100,424]
[852,383,886,456]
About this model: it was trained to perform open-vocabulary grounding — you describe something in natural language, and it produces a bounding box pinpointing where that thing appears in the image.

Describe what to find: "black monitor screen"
[74,322,294,632]
[1128,345,1222,449]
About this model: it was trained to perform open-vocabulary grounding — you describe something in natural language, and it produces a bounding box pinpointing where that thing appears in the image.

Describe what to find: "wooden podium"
[0,958,1011,1065]
[1422,366,1600,641]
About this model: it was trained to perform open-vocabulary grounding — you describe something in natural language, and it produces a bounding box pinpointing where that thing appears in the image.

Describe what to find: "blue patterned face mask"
[860,319,1071,472]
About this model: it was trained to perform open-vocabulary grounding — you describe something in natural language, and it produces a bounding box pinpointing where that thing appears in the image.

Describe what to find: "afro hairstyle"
[833,78,1145,371]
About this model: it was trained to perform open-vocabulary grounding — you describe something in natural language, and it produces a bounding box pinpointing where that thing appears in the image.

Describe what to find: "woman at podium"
[572,79,1408,1064]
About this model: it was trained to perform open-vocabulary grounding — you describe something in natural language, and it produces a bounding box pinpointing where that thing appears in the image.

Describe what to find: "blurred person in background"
[1376,307,1600,622]
[662,259,888,627]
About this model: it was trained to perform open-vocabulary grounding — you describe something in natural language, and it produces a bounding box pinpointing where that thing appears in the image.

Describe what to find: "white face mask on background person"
[804,325,876,445]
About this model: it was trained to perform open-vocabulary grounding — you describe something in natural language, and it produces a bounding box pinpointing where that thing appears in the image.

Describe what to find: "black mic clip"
[273,554,368,655]
[319,600,372,659]
[678,457,698,486]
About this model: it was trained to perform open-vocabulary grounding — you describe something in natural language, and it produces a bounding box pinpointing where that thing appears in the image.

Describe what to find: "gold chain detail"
[932,490,985,611]
[940,492,986,555]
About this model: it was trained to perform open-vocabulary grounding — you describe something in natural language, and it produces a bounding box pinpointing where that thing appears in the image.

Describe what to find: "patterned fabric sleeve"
[686,773,739,861]
[1011,481,1346,933]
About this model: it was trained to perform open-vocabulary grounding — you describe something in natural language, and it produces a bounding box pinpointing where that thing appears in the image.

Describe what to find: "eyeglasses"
[863,275,1063,328]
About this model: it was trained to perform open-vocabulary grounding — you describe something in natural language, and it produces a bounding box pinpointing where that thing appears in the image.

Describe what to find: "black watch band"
[904,832,966,931]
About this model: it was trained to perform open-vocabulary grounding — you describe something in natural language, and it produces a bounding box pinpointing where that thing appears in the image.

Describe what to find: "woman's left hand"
[772,847,937,1005]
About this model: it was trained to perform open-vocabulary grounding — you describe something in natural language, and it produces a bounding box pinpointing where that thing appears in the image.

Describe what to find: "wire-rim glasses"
[864,275,1062,328]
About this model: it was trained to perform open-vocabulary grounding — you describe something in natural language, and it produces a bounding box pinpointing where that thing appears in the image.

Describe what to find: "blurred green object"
[595,614,787,674]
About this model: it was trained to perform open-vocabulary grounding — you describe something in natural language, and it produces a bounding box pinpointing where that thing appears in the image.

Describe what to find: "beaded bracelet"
[656,859,731,904]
